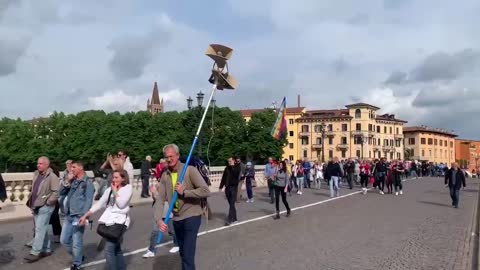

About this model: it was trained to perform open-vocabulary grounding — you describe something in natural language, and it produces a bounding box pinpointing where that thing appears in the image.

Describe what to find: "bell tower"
[147,82,164,114]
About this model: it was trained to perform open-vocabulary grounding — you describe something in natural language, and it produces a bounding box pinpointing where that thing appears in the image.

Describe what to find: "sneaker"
[53,235,61,243]
[286,210,291,217]
[246,199,251,203]
[399,190,403,195]
[250,198,254,203]
[296,191,300,195]
[24,254,41,263]
[142,250,155,258]
[395,192,399,196]
[380,191,384,195]
[299,191,302,195]
[70,265,80,270]
[169,247,179,253]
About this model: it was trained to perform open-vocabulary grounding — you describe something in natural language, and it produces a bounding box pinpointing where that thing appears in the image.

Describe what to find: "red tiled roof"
[404,126,457,137]
[297,109,352,121]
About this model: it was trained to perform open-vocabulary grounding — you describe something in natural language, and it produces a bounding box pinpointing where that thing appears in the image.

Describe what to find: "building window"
[439,140,443,146]
[450,141,454,148]
[396,127,399,134]
[356,150,361,158]
[341,137,347,144]
[384,139,388,146]
[303,150,308,158]
[378,138,381,145]
[368,124,373,131]
[329,150,333,159]
[328,124,333,131]
[369,151,371,158]
[289,119,294,125]
[289,143,294,149]
[314,125,321,133]
[355,109,361,119]
[429,150,432,157]
[342,124,348,131]
[421,138,426,144]
[301,137,309,145]
[384,126,387,133]
[289,131,294,137]
[389,127,392,134]
[289,155,294,161]
[341,150,346,158]
[409,138,415,145]
[396,140,401,147]
[316,138,322,144]
[422,149,425,157]
[444,140,447,146]
[328,137,333,144]
[397,152,400,159]
[302,125,309,132]
[428,138,433,145]
[434,139,437,145]
[377,126,380,133]
[390,139,394,146]
[356,123,361,131]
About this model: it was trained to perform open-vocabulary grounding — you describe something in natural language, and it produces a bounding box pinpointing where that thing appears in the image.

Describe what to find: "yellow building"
[295,103,407,162]
[241,103,407,162]
[404,126,457,164]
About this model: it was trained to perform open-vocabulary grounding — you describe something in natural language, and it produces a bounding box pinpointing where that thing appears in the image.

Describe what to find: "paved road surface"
[0,177,478,270]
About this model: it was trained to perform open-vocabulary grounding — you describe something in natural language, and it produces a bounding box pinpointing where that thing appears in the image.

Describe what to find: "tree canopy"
[0,107,287,172]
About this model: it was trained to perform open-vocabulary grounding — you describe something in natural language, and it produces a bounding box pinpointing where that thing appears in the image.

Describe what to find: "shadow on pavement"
[247,208,274,216]
[153,253,181,269]
[417,200,451,208]
[0,234,15,266]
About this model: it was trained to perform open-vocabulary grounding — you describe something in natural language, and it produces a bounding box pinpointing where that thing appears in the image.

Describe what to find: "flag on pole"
[271,97,287,140]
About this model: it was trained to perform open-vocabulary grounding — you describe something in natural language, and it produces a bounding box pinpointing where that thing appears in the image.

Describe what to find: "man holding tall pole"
[154,144,210,270]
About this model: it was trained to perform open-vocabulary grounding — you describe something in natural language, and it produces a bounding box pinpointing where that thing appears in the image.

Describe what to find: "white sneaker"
[250,198,254,203]
[169,246,180,253]
[395,192,399,196]
[297,191,300,195]
[400,190,403,195]
[380,191,384,195]
[299,191,302,195]
[142,251,155,258]
[246,199,251,203]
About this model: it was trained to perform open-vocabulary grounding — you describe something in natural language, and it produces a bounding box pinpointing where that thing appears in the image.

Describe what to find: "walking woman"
[244,162,255,203]
[273,161,291,220]
[80,170,133,270]
[293,160,304,195]
[359,160,370,194]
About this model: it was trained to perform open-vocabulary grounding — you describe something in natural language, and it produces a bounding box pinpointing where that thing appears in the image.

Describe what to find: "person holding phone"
[58,161,95,270]
[80,169,133,270]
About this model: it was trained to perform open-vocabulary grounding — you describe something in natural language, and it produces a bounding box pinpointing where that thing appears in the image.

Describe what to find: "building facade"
[295,103,406,162]
[241,103,406,162]
[455,139,480,172]
[404,126,457,165]
[147,82,164,114]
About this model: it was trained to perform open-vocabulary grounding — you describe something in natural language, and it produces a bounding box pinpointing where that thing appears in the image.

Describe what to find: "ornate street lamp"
[186,96,193,110]
[197,91,204,107]
[320,122,326,163]
[211,98,216,108]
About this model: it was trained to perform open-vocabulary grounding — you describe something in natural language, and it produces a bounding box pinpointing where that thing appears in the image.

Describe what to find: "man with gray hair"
[445,162,466,208]
[24,156,60,263]
[141,155,153,198]
[154,144,210,270]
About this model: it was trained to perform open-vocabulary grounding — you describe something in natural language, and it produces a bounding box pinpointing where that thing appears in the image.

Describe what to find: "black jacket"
[220,164,241,189]
[445,169,466,190]
[0,173,6,202]
[141,160,152,176]
[327,162,343,178]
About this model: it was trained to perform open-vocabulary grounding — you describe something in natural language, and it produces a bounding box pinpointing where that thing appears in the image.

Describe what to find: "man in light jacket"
[24,156,60,263]
[58,161,95,270]
[154,144,210,270]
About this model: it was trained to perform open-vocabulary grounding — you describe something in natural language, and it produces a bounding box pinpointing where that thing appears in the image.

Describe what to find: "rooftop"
[240,107,305,117]
[404,126,457,137]
[345,103,380,110]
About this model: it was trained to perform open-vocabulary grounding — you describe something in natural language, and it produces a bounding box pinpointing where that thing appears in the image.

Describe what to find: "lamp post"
[196,91,206,157]
[186,96,193,110]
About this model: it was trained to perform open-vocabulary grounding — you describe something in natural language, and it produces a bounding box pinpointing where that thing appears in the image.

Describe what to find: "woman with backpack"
[272,161,291,220]
[79,169,133,270]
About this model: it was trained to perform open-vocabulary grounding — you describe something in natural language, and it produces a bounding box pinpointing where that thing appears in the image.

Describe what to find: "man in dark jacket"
[326,157,343,197]
[141,155,153,198]
[445,162,466,208]
[219,157,241,226]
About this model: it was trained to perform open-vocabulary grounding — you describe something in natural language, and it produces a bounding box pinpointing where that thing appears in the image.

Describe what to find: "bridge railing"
[1,165,267,206]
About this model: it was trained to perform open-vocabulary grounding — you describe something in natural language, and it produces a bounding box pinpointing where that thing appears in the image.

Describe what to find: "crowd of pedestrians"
[20,147,469,270]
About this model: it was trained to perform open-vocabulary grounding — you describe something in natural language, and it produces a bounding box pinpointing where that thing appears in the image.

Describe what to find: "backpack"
[180,156,211,186]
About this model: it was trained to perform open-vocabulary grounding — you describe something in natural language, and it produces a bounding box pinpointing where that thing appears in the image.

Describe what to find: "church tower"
[147,82,164,114]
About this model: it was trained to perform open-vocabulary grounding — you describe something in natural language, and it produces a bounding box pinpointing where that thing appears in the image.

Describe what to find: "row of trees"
[0,107,287,172]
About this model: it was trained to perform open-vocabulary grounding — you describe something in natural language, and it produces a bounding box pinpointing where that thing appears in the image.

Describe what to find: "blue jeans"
[173,215,202,270]
[141,175,150,197]
[245,178,253,199]
[60,215,85,266]
[149,218,178,253]
[31,205,55,255]
[296,177,304,193]
[105,238,126,270]
[450,187,460,207]
[329,176,340,197]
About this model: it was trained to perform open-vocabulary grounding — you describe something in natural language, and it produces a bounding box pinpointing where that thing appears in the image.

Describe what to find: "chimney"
[297,94,300,107]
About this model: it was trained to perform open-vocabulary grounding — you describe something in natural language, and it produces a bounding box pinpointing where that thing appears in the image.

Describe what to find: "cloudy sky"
[1,0,479,139]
